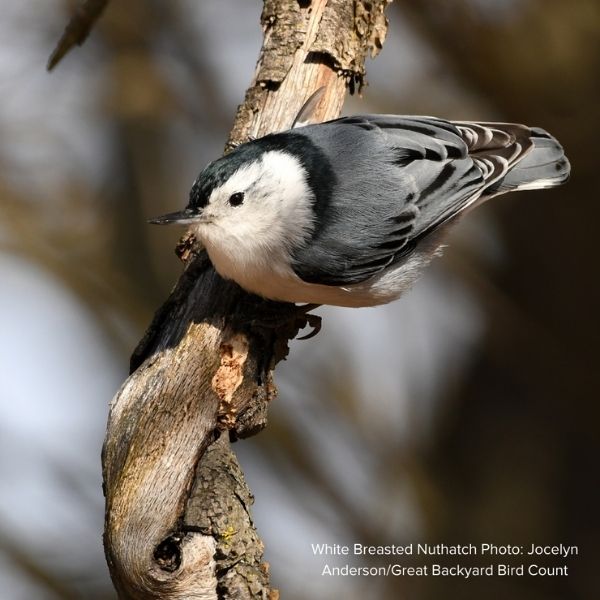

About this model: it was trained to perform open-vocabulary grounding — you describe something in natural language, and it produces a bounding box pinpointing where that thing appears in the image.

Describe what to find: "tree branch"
[47,0,110,71]
[102,1,391,598]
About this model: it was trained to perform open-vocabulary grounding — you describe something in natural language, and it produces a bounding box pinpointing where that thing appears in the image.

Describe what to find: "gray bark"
[102,1,392,598]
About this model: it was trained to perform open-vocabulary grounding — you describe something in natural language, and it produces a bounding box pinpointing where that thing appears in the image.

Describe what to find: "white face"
[191,150,315,268]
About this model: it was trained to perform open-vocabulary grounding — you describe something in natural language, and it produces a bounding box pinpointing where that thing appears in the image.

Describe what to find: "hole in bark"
[262,80,280,92]
[154,533,183,572]
[305,51,336,69]
[298,0,311,8]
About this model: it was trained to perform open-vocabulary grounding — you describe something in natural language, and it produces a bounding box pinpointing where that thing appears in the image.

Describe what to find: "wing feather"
[290,115,534,286]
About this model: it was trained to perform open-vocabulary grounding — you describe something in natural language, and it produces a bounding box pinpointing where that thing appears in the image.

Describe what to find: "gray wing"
[291,115,532,286]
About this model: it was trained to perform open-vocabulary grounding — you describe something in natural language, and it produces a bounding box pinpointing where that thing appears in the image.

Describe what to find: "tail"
[452,121,570,199]
[494,127,570,193]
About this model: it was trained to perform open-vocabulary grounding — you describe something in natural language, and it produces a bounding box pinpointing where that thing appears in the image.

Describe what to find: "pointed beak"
[148,208,202,225]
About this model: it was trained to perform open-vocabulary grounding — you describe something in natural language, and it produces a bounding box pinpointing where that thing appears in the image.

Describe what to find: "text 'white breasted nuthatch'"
[150,93,570,308]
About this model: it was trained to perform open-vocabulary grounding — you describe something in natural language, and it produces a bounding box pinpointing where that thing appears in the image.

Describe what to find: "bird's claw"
[295,311,322,340]
[245,302,322,341]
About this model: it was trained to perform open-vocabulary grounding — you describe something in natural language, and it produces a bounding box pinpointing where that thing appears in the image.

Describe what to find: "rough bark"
[102,1,391,598]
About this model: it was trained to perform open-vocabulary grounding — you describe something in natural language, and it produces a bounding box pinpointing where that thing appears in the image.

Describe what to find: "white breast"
[206,230,445,308]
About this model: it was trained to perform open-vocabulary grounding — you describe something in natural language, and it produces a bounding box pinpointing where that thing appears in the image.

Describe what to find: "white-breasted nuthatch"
[150,96,570,308]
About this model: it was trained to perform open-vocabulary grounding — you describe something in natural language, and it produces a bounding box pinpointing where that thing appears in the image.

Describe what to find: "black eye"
[228,192,244,206]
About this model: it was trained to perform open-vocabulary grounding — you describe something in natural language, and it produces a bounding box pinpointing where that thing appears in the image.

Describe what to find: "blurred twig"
[47,0,110,71]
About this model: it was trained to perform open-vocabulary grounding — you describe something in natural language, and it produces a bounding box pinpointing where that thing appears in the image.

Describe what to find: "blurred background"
[0,0,598,598]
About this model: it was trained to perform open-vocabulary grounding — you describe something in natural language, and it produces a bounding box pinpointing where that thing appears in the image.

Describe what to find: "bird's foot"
[240,299,322,341]
[292,304,322,340]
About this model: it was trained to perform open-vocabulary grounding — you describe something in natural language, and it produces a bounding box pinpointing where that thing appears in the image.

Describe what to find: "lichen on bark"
[184,433,268,600]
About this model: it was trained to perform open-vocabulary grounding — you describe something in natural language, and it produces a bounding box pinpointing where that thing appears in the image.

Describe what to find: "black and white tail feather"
[411,117,570,231]
[454,120,569,194]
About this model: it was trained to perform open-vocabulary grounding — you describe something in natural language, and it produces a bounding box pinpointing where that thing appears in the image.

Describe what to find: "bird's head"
[150,137,316,260]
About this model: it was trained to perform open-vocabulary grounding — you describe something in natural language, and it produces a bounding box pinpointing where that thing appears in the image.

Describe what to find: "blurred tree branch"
[98,1,392,599]
[48,0,110,70]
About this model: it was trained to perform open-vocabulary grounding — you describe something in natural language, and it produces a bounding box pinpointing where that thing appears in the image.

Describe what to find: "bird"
[150,93,570,308]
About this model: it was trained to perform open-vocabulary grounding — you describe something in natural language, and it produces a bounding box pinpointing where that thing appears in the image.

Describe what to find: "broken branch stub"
[102,1,392,598]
